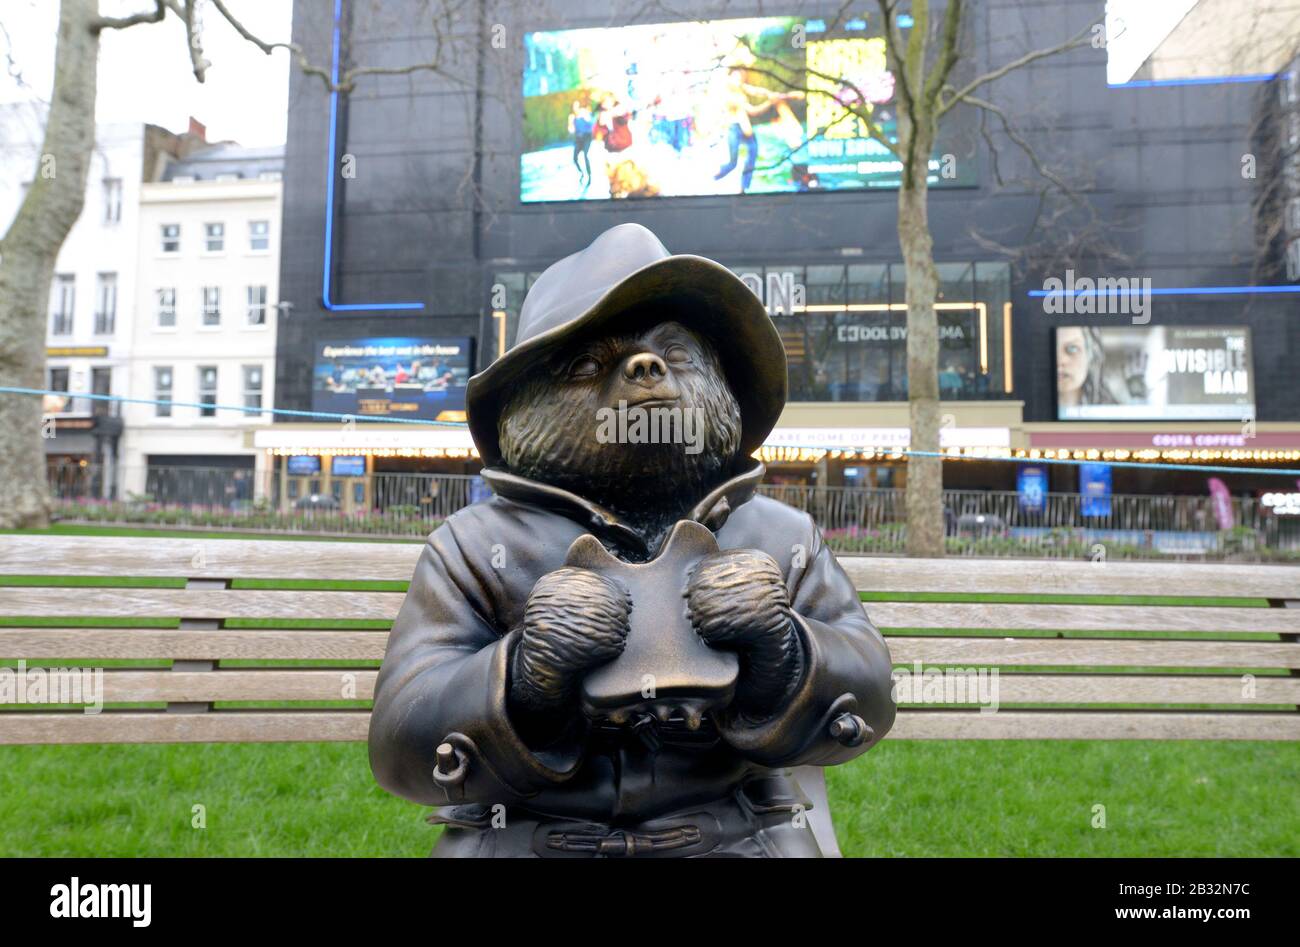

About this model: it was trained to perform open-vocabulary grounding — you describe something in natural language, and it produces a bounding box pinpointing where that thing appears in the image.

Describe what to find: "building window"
[154,366,173,417]
[103,178,122,223]
[94,272,117,335]
[258,171,282,182]
[91,367,111,416]
[198,366,218,418]
[156,288,176,327]
[160,223,180,253]
[202,286,221,327]
[47,366,70,414]
[204,222,225,252]
[50,274,74,335]
[243,365,263,411]
[249,219,269,251]
[247,285,268,326]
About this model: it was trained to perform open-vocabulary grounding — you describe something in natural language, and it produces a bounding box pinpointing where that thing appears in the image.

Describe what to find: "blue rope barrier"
[0,385,462,427]
[5,385,1299,477]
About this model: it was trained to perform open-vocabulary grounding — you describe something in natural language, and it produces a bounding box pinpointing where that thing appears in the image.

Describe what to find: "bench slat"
[888,636,1300,668]
[6,588,1296,634]
[0,628,388,660]
[0,710,372,744]
[890,710,1300,740]
[0,536,422,581]
[867,602,1300,634]
[0,588,403,620]
[3,669,379,702]
[6,629,1298,667]
[2,709,1295,745]
[892,673,1300,704]
[7,670,1293,705]
[5,537,1296,602]
[843,557,1300,599]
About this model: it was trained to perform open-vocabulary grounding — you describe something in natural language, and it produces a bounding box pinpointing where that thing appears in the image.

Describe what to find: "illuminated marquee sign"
[763,427,1010,450]
[1262,492,1300,515]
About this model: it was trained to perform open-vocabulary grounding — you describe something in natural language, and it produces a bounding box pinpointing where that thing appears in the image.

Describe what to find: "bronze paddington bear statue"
[369,223,895,857]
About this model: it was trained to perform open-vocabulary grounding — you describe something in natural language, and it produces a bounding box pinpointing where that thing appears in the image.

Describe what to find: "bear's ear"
[563,533,620,571]
[659,520,722,559]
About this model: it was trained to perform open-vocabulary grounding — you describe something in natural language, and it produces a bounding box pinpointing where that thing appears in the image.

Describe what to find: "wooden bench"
[2,535,1298,854]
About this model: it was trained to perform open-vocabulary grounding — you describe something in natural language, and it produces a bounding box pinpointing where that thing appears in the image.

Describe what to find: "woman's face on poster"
[1057,327,1089,398]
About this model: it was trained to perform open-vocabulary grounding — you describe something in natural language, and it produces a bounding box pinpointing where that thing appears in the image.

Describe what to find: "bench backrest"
[1,535,1297,744]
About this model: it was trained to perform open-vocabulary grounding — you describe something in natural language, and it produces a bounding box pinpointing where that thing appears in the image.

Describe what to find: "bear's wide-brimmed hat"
[466,223,787,468]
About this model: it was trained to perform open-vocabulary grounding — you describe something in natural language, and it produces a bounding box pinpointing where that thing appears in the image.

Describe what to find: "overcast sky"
[0,0,1202,141]
[0,0,293,146]
[1105,0,1199,84]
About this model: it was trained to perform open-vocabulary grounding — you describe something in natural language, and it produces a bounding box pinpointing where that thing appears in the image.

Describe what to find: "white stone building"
[120,143,284,503]
[0,107,222,498]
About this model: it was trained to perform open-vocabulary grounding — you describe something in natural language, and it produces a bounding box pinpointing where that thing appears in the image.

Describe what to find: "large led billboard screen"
[311,337,472,421]
[521,16,976,202]
[1055,326,1254,421]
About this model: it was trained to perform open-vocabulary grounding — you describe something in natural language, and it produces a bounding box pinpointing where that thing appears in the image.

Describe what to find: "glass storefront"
[488,260,1013,402]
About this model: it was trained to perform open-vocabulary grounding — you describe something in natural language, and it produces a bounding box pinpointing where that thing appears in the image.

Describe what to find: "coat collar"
[480,460,767,556]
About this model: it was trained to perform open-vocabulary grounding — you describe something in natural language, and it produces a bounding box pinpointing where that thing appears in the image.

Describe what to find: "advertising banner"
[1079,463,1113,518]
[1017,465,1047,514]
[1206,477,1235,530]
[311,337,472,421]
[521,16,975,202]
[1055,326,1254,421]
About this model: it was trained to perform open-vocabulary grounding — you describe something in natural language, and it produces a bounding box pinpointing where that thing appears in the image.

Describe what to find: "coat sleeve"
[368,523,585,807]
[716,518,896,767]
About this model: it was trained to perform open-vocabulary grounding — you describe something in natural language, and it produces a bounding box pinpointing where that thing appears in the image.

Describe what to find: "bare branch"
[938,20,1097,117]
[922,0,963,105]
[343,61,464,88]
[208,0,470,93]
[0,19,35,94]
[963,91,1129,279]
[207,0,281,53]
[180,0,210,83]
[877,0,917,124]
[961,92,1081,205]
[91,0,167,33]
[731,38,902,159]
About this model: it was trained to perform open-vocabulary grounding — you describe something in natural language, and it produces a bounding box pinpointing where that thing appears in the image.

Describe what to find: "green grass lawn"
[1,739,1295,857]
[3,527,1297,857]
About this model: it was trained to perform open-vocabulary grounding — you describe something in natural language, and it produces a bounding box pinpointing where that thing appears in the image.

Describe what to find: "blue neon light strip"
[1108,73,1277,89]
[320,0,424,312]
[1029,285,1300,298]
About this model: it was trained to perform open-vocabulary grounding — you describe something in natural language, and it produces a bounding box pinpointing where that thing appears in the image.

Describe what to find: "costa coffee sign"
[1030,431,1300,450]
[1151,434,1257,448]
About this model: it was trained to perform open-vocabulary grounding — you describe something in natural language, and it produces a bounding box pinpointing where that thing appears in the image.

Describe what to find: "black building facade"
[274,0,1300,492]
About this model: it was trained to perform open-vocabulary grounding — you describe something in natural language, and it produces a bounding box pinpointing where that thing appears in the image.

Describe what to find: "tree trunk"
[899,128,944,558]
[0,0,101,529]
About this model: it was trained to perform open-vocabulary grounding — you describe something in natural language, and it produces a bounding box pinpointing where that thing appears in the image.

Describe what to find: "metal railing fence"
[45,464,1300,560]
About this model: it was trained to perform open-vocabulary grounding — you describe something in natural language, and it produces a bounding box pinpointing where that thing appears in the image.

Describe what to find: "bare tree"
[869,1,1101,555]
[0,0,115,530]
[0,0,469,529]
[721,1,1096,555]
